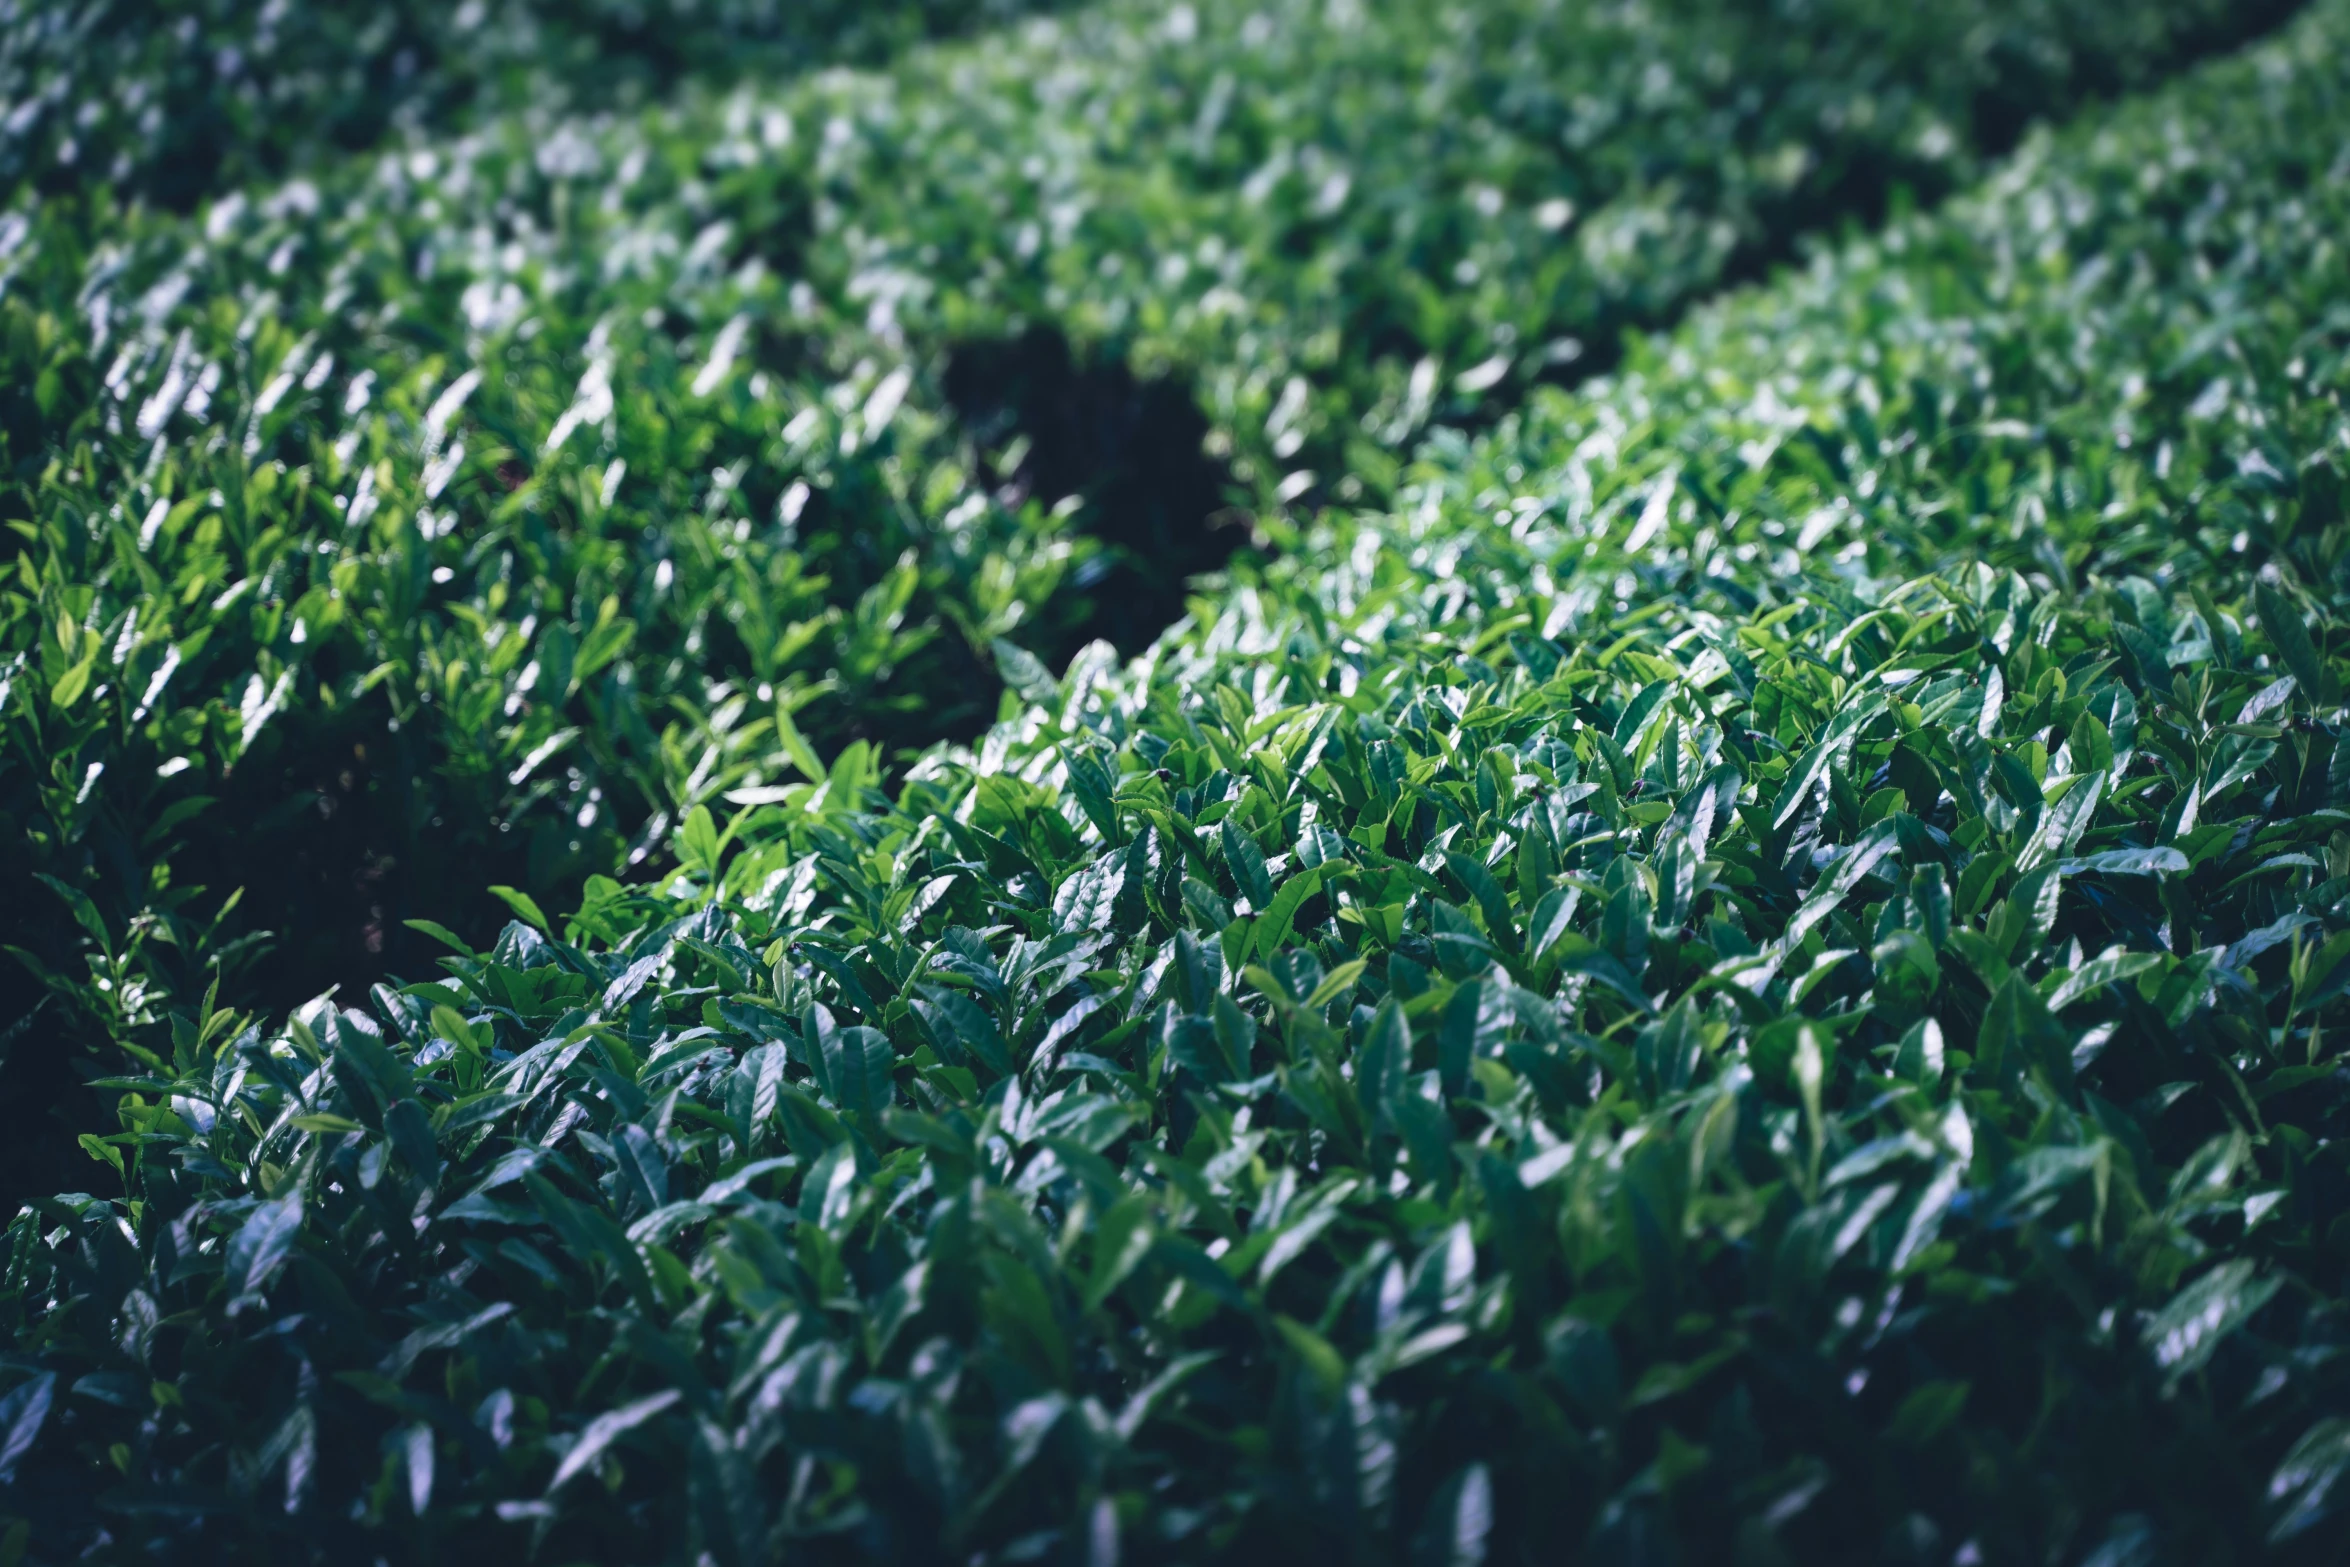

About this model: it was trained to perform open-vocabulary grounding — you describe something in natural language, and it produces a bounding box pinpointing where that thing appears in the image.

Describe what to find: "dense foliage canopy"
[2,0,2346,1562]
[0,0,2297,1042]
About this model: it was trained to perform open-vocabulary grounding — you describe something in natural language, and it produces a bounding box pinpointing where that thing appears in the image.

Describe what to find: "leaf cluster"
[3,0,2280,1119]
[7,7,2350,1558]
[0,0,1070,211]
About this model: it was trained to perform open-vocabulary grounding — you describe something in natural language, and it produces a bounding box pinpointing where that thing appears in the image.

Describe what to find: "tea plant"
[0,0,1071,210]
[5,6,2347,1557]
[4,0,2274,1134]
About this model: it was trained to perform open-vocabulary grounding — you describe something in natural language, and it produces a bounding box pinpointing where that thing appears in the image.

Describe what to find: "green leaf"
[403,919,475,956]
[1444,851,1518,951]
[1885,1380,1970,1447]
[1273,1315,1348,1396]
[819,1021,899,1122]
[429,1004,484,1057]
[1355,998,1412,1130]
[2047,949,2166,1011]
[526,1172,655,1308]
[1304,960,1368,1011]
[1083,1194,1156,1311]
[47,655,94,710]
[677,805,723,875]
[992,639,1059,705]
[2257,583,2338,705]
[2063,847,2188,878]
[35,874,112,955]
[773,697,826,783]
[1221,816,1275,913]
[2017,770,2104,873]
[2145,1259,2282,1387]
[2268,1419,2350,1543]
[1210,992,1258,1081]
[1974,971,2074,1099]
[487,884,550,933]
[1053,856,1126,938]
[1412,1463,1494,1567]
[1785,818,1902,947]
[1774,694,1888,827]
[1439,976,1505,1099]
[0,1373,56,1486]
[2294,927,2350,1012]
[224,1193,304,1311]
[1612,681,1672,747]
[916,986,1012,1078]
[549,1391,683,1492]
[1254,865,1323,965]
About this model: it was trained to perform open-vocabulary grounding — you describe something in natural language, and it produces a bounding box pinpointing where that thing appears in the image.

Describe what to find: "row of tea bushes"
[1402,0,2349,615]
[699,0,2297,503]
[12,407,2343,1563]
[0,0,1069,210]
[3,0,2270,1131]
[7,5,2347,1557]
[0,104,1098,1051]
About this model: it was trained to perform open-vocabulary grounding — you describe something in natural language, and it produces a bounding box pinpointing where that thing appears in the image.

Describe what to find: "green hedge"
[4,0,2274,1147]
[698,0,2296,503]
[1,162,1082,1036]
[0,0,1068,210]
[1405,15,2349,606]
[8,6,2347,1558]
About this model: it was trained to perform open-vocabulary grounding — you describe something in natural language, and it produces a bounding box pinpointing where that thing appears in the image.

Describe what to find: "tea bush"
[6,5,2347,1559]
[3,0,2271,1178]
[659,0,2299,505]
[0,0,1070,210]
